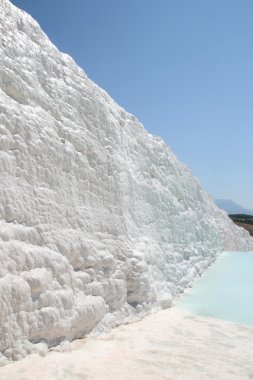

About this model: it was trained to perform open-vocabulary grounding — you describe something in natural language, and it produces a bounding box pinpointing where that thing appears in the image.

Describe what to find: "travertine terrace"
[0,0,252,360]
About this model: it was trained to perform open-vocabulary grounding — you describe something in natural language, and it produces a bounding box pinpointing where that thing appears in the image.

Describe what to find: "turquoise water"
[179,251,253,326]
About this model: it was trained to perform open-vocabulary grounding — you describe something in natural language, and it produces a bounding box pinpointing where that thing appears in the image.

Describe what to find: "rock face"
[0,0,252,360]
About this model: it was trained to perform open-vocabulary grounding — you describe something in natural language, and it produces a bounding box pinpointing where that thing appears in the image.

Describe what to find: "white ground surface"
[1,307,253,380]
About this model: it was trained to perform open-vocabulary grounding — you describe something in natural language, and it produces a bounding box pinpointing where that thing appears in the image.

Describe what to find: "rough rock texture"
[0,0,252,360]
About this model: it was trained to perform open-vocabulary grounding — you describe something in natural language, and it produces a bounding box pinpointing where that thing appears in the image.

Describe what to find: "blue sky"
[12,0,253,209]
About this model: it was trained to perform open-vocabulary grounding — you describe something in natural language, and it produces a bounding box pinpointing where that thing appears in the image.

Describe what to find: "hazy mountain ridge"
[214,199,253,216]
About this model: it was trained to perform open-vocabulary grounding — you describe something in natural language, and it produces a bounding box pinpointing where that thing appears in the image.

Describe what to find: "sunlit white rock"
[0,0,252,360]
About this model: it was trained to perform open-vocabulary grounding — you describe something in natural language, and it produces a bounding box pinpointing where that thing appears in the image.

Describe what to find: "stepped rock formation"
[0,0,252,360]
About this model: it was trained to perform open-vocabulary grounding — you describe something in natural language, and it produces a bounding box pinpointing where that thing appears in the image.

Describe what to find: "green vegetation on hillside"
[229,214,253,225]
[229,214,253,236]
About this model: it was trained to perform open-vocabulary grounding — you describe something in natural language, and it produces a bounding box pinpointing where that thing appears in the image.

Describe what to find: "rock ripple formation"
[0,0,252,360]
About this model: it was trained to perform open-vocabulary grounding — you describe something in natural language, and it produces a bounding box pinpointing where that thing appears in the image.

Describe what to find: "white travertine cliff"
[0,0,252,360]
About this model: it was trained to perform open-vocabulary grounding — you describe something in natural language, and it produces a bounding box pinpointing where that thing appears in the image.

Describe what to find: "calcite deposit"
[0,0,252,360]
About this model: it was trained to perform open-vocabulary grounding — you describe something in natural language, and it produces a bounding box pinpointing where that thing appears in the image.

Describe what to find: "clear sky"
[11,0,253,209]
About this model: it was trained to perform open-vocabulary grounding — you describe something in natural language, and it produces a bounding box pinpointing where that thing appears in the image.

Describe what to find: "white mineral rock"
[0,0,252,360]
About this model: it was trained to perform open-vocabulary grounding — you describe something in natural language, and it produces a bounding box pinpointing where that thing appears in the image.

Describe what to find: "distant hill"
[214,199,253,216]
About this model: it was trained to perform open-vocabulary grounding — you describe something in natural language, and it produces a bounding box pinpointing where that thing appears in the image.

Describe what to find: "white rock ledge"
[0,0,252,360]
